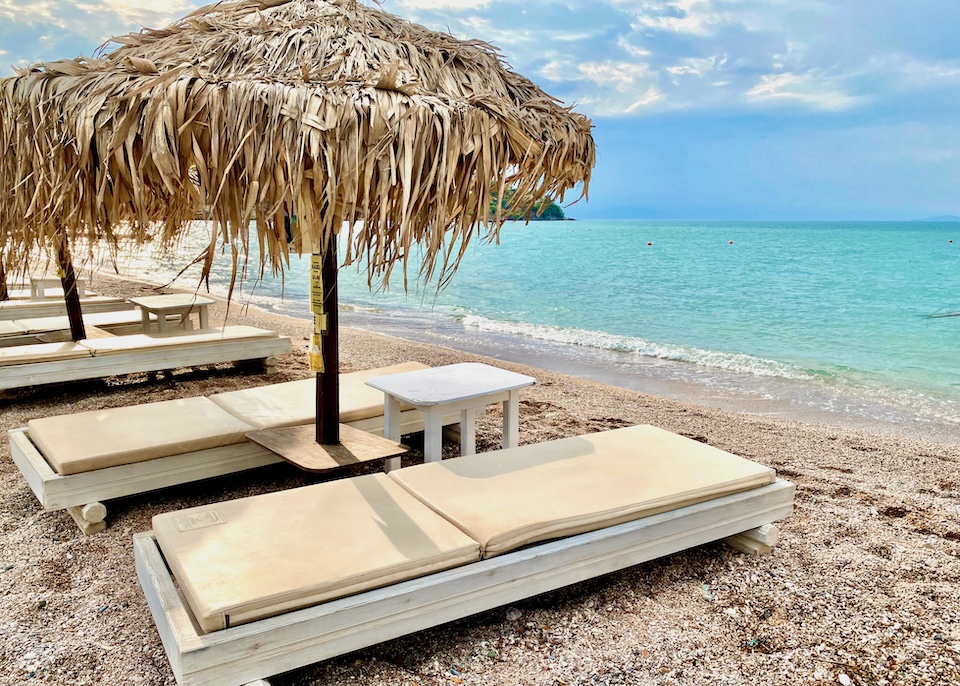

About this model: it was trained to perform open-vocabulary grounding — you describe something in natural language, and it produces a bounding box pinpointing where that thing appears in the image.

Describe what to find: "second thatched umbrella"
[0,0,594,451]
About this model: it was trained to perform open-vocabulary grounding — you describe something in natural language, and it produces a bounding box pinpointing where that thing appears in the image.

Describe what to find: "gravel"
[0,272,957,685]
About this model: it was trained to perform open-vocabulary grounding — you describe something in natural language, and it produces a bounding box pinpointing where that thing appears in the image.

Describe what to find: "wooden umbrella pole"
[0,262,8,301]
[57,235,86,341]
[315,236,340,446]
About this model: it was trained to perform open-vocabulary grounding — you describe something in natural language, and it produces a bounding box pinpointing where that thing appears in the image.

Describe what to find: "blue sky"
[1,0,958,220]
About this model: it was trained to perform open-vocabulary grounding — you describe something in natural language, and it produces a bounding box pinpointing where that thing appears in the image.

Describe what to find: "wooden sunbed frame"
[0,309,153,347]
[0,332,292,390]
[134,479,795,686]
[9,410,458,534]
[0,296,132,320]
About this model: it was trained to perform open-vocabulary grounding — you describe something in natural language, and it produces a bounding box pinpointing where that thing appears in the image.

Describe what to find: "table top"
[129,294,216,310]
[366,362,535,406]
[246,424,407,472]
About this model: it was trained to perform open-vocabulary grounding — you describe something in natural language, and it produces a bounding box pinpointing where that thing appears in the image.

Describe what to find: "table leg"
[460,407,477,456]
[156,312,168,333]
[199,305,209,330]
[383,395,403,472]
[502,389,520,448]
[139,308,151,333]
[423,409,444,463]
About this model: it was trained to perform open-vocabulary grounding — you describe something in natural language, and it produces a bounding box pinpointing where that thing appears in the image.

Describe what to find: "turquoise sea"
[118,220,960,437]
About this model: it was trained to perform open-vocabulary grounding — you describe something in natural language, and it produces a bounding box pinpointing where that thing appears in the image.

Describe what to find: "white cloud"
[745,71,860,111]
[893,56,960,85]
[665,55,724,78]
[623,0,728,36]
[0,0,60,24]
[625,86,663,112]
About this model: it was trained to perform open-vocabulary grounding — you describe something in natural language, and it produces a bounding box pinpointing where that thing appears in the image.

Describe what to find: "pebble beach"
[1,272,958,685]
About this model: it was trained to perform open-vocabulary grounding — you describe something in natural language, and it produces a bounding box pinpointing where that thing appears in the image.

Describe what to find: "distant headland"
[490,189,569,221]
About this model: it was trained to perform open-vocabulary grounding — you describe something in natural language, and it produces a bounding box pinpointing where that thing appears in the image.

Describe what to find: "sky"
[1,0,958,221]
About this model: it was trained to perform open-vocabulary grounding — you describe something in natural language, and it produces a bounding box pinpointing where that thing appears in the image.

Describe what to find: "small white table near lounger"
[129,294,215,333]
[30,276,87,300]
[367,362,535,469]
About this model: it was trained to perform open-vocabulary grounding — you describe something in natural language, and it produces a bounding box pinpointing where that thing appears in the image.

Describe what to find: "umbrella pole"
[316,238,340,446]
[0,262,7,301]
[57,236,86,341]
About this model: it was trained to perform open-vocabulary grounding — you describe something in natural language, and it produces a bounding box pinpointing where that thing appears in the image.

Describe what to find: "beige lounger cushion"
[0,295,120,309]
[0,321,26,337]
[12,310,145,334]
[209,361,427,429]
[390,424,776,557]
[0,341,92,367]
[153,473,481,632]
[78,326,276,355]
[28,397,256,475]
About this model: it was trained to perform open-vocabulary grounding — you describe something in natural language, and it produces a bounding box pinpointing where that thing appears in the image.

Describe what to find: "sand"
[0,272,958,685]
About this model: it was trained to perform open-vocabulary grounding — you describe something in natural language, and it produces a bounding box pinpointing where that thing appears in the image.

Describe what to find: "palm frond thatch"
[0,0,594,289]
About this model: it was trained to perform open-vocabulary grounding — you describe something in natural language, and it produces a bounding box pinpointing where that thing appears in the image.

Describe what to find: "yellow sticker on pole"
[309,333,324,372]
[310,254,324,315]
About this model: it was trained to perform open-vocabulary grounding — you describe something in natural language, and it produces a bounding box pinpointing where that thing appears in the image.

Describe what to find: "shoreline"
[106,263,960,446]
[1,272,958,685]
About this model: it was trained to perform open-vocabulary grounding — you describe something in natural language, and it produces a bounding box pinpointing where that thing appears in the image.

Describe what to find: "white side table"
[129,294,216,333]
[30,276,87,300]
[366,362,535,470]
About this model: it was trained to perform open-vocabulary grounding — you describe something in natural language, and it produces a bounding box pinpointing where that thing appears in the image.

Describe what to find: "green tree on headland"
[490,188,566,221]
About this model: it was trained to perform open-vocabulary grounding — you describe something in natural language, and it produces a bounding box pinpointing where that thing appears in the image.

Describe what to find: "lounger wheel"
[723,523,780,555]
[66,502,108,535]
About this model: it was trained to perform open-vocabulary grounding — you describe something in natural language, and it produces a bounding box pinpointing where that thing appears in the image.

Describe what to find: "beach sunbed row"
[0,294,133,320]
[9,362,456,533]
[7,361,795,686]
[0,308,153,346]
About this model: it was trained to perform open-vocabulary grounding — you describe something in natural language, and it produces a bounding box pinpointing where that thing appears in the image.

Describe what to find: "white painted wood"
[383,395,403,472]
[368,363,534,462]
[80,502,108,523]
[502,389,520,449]
[723,523,780,555]
[723,536,772,556]
[422,409,445,462]
[64,502,109,535]
[30,276,87,300]
[366,362,534,406]
[0,336,291,390]
[129,294,216,333]
[135,479,795,686]
[8,408,461,528]
[459,407,477,456]
[0,297,131,320]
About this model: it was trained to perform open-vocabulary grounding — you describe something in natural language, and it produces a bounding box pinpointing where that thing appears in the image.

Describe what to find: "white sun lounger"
[0,294,132,320]
[0,325,291,390]
[135,424,795,686]
[0,309,154,346]
[9,362,457,533]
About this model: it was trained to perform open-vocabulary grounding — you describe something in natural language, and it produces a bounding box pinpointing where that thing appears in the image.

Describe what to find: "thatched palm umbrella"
[0,0,594,448]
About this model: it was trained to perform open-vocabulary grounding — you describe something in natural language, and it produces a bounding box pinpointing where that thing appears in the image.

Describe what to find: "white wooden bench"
[9,362,458,533]
[0,325,291,390]
[134,424,795,686]
[0,295,133,320]
[0,309,154,347]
